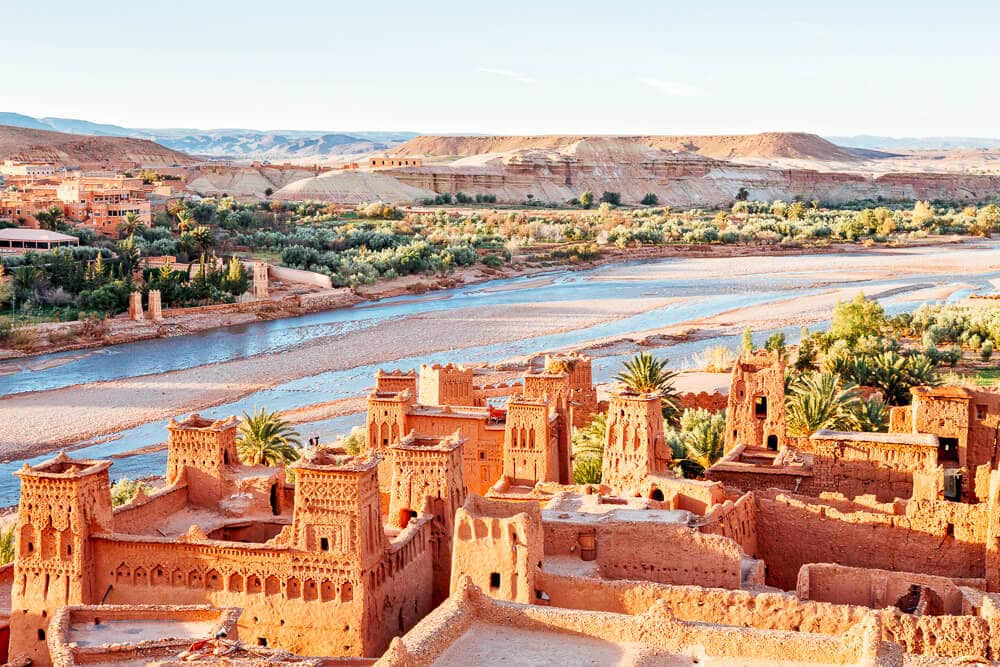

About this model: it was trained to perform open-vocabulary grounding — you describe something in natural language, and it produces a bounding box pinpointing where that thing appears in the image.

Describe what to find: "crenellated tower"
[366,390,412,454]
[166,414,239,506]
[388,431,467,602]
[502,397,560,486]
[9,453,114,667]
[725,350,787,453]
[522,370,572,484]
[601,389,668,495]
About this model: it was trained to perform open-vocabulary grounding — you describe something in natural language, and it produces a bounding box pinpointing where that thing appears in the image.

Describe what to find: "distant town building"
[0,228,79,255]
[0,160,56,178]
[368,157,423,169]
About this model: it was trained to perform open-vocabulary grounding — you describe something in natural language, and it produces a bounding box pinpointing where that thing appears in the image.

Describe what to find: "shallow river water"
[1,242,997,505]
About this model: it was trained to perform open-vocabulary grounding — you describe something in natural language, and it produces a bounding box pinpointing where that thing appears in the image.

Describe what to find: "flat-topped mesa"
[725,349,787,454]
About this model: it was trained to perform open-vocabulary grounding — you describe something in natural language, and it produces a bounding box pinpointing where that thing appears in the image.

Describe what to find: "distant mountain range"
[0,112,418,160]
[828,135,1000,151]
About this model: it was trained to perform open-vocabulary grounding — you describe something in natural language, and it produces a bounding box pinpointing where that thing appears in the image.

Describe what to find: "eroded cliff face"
[386,139,1000,207]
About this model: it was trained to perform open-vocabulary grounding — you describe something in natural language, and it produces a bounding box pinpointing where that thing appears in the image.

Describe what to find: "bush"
[641,193,659,206]
[482,254,504,268]
[982,340,994,361]
[600,191,622,206]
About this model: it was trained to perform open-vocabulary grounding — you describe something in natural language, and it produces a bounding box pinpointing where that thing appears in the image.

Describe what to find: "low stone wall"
[112,484,190,534]
[796,562,978,615]
[701,490,758,557]
[268,264,333,289]
[537,571,997,659]
[678,390,727,412]
[754,491,988,591]
[542,517,742,589]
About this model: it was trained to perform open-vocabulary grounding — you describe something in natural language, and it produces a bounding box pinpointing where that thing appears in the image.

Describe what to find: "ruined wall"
[796,563,974,615]
[450,495,543,604]
[754,492,987,591]
[725,351,786,453]
[536,572,994,659]
[701,491,758,557]
[645,474,726,515]
[542,518,742,589]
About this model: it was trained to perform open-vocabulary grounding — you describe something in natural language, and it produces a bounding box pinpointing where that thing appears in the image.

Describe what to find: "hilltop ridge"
[0,124,194,167]
[391,132,877,161]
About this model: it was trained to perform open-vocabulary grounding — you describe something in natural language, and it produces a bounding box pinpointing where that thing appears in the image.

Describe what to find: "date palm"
[237,407,302,466]
[614,352,680,424]
[572,414,606,484]
[119,211,143,237]
[785,371,861,436]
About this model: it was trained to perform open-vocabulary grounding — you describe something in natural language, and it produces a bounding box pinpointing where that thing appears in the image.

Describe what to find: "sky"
[3,0,1000,137]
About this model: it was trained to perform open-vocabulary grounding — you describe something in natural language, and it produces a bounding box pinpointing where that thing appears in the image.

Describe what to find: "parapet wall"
[796,563,977,615]
[754,491,987,590]
[536,571,996,659]
[543,516,742,589]
[110,484,189,534]
[700,491,758,557]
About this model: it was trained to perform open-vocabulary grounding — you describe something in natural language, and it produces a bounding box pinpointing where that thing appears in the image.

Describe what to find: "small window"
[257,638,268,647]
[754,396,767,419]
[320,537,329,551]
[37,629,45,641]
[489,572,501,589]
[479,452,486,460]
[977,405,987,421]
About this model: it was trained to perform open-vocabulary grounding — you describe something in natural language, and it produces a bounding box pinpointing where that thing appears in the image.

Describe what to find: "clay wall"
[450,495,543,604]
[110,484,189,534]
[536,572,993,659]
[678,390,728,412]
[266,264,333,289]
[725,351,786,453]
[645,474,726,515]
[796,563,973,614]
[701,491,758,557]
[542,517,742,589]
[165,415,239,507]
[502,399,558,486]
[753,492,987,590]
[418,364,475,407]
[375,370,417,395]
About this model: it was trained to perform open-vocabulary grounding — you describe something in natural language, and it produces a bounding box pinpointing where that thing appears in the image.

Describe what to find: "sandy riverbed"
[2,240,999,457]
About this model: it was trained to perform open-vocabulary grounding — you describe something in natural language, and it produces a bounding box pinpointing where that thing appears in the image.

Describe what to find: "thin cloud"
[478,67,537,85]
[638,77,700,97]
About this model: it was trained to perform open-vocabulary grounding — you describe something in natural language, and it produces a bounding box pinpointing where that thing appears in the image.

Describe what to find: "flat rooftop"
[68,618,218,647]
[811,429,939,447]
[0,227,79,242]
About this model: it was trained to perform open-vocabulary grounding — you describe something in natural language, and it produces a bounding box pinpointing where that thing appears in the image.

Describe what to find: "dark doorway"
[651,489,665,501]
[766,434,778,451]
[269,484,280,515]
[938,437,959,464]
[754,396,768,419]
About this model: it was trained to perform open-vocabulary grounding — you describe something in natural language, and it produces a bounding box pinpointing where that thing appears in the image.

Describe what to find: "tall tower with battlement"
[502,397,560,486]
[602,389,668,495]
[725,350,787,454]
[388,431,467,602]
[166,414,239,506]
[375,369,418,395]
[366,391,413,454]
[418,364,475,407]
[522,371,572,484]
[290,454,385,569]
[9,453,114,667]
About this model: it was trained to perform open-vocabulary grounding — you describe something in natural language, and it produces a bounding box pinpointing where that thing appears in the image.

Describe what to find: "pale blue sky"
[2,0,998,136]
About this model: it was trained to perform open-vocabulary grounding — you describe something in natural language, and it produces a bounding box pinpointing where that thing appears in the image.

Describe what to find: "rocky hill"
[391,132,875,162]
[0,125,194,167]
[0,112,417,161]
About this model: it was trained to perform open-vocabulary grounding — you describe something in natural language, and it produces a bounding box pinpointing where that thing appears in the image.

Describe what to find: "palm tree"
[175,208,195,233]
[785,372,861,436]
[572,414,606,484]
[678,409,725,475]
[119,211,144,237]
[237,407,302,466]
[187,225,214,264]
[852,396,889,432]
[0,524,14,565]
[11,265,41,305]
[615,352,680,424]
[34,205,64,231]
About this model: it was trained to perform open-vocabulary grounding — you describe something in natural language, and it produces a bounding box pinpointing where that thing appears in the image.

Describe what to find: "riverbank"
[0,235,969,362]
[1,237,995,459]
